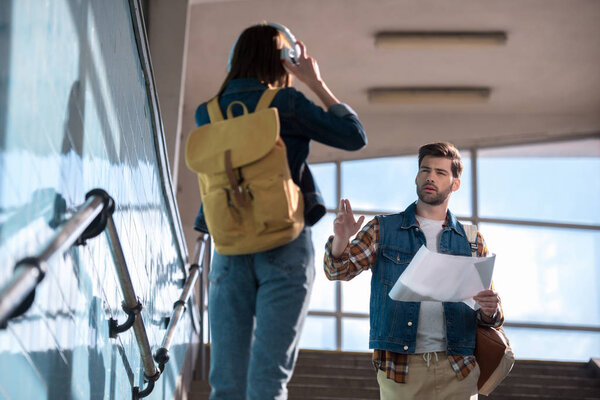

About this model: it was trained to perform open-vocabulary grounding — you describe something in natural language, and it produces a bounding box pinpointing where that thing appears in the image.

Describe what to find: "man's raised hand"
[334,199,365,240]
[331,199,365,257]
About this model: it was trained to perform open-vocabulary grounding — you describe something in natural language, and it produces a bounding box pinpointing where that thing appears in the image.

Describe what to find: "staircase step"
[289,374,377,387]
[508,360,595,377]
[189,349,600,400]
[487,395,600,400]
[293,364,375,377]
[501,373,600,387]
[491,382,600,398]
[287,383,379,398]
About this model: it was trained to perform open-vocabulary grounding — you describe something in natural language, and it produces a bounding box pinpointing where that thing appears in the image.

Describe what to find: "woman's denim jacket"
[193,78,367,232]
[370,202,477,355]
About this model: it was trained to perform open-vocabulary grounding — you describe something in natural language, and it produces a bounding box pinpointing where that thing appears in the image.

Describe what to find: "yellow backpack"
[185,88,304,255]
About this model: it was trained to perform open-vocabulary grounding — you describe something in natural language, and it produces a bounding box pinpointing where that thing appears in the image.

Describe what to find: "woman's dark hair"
[418,142,463,178]
[218,24,290,96]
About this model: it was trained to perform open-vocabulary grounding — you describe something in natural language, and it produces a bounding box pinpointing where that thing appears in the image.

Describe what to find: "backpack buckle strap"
[223,188,242,224]
[224,150,246,207]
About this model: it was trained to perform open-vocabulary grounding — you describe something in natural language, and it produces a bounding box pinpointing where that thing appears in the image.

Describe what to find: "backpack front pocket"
[202,188,245,245]
[250,176,302,234]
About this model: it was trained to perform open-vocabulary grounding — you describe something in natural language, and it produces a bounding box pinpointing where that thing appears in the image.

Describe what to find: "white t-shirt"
[414,215,446,353]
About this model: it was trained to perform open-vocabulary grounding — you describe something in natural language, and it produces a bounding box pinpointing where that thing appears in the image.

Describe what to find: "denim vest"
[369,202,477,355]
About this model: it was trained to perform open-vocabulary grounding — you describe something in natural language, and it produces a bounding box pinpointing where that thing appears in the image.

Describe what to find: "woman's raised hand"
[282,40,322,88]
[282,41,340,108]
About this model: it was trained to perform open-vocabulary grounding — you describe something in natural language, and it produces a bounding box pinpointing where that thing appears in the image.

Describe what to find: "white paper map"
[388,245,495,309]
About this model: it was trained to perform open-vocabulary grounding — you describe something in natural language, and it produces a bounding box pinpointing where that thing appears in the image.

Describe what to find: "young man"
[324,142,502,400]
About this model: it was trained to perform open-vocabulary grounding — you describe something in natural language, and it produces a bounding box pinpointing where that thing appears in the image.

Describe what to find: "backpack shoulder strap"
[463,224,479,257]
[255,88,281,111]
[206,97,224,122]
[207,88,279,122]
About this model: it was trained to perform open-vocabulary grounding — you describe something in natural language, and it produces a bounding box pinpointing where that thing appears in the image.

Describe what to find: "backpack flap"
[185,107,280,174]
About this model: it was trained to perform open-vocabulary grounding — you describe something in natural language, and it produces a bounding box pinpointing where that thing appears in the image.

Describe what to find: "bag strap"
[463,224,479,257]
[224,150,246,207]
[255,88,280,111]
[206,87,280,122]
[206,97,224,122]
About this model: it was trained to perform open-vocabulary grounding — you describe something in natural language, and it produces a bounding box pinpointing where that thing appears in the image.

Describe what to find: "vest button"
[403,345,409,351]
[407,321,413,327]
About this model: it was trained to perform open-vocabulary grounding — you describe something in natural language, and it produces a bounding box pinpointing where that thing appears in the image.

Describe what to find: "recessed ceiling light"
[375,31,507,48]
[368,87,491,104]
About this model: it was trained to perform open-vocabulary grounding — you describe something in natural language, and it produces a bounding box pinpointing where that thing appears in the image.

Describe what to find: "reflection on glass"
[0,0,190,396]
[310,163,336,209]
[342,318,370,352]
[309,213,336,312]
[503,327,600,362]
[478,139,600,225]
[341,154,471,216]
[480,223,600,326]
[299,316,336,350]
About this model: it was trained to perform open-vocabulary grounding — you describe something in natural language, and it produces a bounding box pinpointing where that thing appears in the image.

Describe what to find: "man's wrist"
[483,312,496,323]
[331,243,348,259]
[477,308,502,327]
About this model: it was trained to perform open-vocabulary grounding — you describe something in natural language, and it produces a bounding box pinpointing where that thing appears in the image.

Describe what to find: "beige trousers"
[377,352,479,400]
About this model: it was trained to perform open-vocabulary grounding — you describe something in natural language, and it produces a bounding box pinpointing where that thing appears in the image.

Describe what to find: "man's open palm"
[334,199,365,241]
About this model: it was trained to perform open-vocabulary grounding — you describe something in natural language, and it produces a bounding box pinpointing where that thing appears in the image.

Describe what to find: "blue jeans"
[208,229,315,400]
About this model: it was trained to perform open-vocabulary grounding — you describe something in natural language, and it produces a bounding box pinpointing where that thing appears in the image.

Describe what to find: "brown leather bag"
[474,325,515,395]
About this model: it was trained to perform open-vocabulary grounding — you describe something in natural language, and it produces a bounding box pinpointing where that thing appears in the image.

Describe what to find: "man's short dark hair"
[418,142,463,178]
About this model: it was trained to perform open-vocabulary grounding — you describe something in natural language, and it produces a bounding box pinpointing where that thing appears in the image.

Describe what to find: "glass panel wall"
[299,316,337,350]
[341,156,417,212]
[310,163,337,209]
[308,212,336,312]
[479,223,600,326]
[478,138,600,225]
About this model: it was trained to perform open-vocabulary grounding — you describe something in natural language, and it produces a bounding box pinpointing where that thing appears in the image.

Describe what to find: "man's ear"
[452,177,461,192]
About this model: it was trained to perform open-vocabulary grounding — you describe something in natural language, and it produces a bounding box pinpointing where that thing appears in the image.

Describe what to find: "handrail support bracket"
[109,298,143,338]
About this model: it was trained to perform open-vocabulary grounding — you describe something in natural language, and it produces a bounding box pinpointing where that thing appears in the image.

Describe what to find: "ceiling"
[182,0,600,163]
[161,0,600,253]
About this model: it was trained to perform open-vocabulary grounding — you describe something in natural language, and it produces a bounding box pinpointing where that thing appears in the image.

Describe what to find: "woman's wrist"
[311,81,340,108]
[307,78,325,90]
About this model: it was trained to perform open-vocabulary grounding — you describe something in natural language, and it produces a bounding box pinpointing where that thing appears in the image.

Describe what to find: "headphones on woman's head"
[227,22,301,72]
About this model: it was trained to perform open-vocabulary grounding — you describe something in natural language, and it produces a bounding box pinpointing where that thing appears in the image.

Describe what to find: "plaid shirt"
[324,217,503,383]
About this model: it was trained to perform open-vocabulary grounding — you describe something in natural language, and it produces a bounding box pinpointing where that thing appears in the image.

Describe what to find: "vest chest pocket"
[380,248,413,286]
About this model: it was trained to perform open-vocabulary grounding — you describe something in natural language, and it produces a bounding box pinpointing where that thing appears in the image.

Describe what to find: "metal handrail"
[0,188,208,399]
[0,192,108,328]
[154,233,209,374]
[199,234,211,380]
[104,213,160,398]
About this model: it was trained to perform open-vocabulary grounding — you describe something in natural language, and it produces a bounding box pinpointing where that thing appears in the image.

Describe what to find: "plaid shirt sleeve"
[323,218,379,281]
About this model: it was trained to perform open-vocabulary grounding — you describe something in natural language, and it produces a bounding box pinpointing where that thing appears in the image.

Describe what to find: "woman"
[193,23,367,400]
